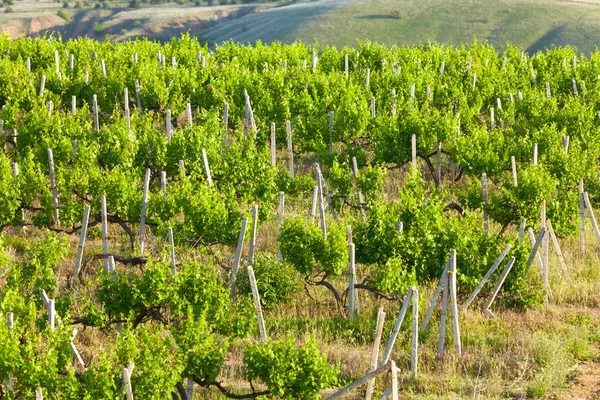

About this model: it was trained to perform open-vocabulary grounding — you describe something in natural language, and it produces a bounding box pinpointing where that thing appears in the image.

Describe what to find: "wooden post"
[348,243,356,318]
[547,219,568,275]
[370,96,376,118]
[36,387,43,400]
[70,328,85,368]
[472,74,476,89]
[278,192,284,262]
[527,227,547,267]
[482,173,488,233]
[123,364,134,400]
[55,50,61,80]
[139,168,151,256]
[310,186,318,221]
[436,142,442,185]
[449,250,461,355]
[187,378,193,400]
[421,261,448,331]
[168,227,175,275]
[101,195,109,271]
[26,57,30,73]
[92,94,99,132]
[563,135,570,153]
[48,298,55,331]
[351,156,366,213]
[545,82,551,100]
[230,217,248,300]
[580,179,585,255]
[511,156,517,186]
[101,59,106,78]
[519,218,526,243]
[391,360,398,400]
[39,74,46,96]
[462,244,512,310]
[382,289,412,364]
[533,143,538,165]
[270,122,276,167]
[72,95,77,115]
[483,257,516,318]
[107,255,115,277]
[490,107,495,130]
[135,79,142,117]
[248,205,258,264]
[69,53,74,71]
[437,265,449,359]
[411,134,417,170]
[201,149,213,186]
[328,111,334,155]
[323,362,392,400]
[365,68,370,87]
[286,120,294,178]
[223,102,229,131]
[166,109,172,143]
[365,308,386,400]
[7,312,13,391]
[247,266,267,342]
[160,171,166,197]
[541,200,549,303]
[178,160,185,174]
[74,205,91,279]
[411,287,419,379]
[47,149,60,227]
[572,78,578,97]
[344,53,348,78]
[584,192,600,243]
[315,164,327,238]
[123,88,130,136]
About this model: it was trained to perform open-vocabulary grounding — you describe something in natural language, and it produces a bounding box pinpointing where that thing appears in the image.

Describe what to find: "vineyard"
[1,34,600,399]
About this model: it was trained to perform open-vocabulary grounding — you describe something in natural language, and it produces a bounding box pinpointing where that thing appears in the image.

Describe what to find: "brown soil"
[567,362,600,399]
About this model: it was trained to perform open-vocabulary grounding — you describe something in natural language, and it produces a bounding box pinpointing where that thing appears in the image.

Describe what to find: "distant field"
[200,0,600,53]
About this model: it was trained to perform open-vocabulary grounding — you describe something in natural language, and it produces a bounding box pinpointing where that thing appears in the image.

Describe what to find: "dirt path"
[566,362,600,399]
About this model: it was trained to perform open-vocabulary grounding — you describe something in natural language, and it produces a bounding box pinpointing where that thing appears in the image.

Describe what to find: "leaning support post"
[247,205,259,264]
[247,266,267,342]
[229,217,248,300]
[139,168,151,256]
[483,257,516,318]
[348,243,356,318]
[381,289,412,365]
[365,308,386,400]
[547,219,568,275]
[462,244,512,310]
[411,287,419,379]
[449,250,461,355]
[421,261,448,331]
[73,205,91,279]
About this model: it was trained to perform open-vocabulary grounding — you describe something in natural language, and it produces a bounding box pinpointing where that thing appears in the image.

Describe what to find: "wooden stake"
[344,54,348,78]
[135,79,142,117]
[310,186,318,221]
[270,122,276,167]
[391,360,398,400]
[449,250,461,355]
[36,387,43,400]
[351,156,366,216]
[482,173,488,233]
[278,192,284,262]
[160,171,166,197]
[490,107,495,130]
[527,227,547,267]
[139,169,151,256]
[124,88,130,136]
[92,94,99,132]
[580,179,585,255]
[324,362,392,400]
[55,50,61,80]
[168,227,175,275]
[74,205,91,279]
[101,59,106,78]
[286,120,294,178]
[411,287,419,378]
[584,192,600,243]
[247,266,267,342]
[123,365,134,400]
[421,261,448,331]
[371,96,376,118]
[166,109,172,143]
[315,163,327,238]
[348,243,356,318]
[365,308,386,400]
[248,205,258,264]
[463,244,512,310]
[187,378,193,400]
[436,142,442,184]
[519,218,526,243]
[72,95,76,115]
[230,217,248,299]
[483,257,516,318]
[545,82,551,99]
[541,200,550,303]
[382,289,412,364]
[101,195,109,271]
[511,156,517,186]
[201,149,213,186]
[48,299,55,331]
[39,74,46,96]
[411,134,417,170]
[437,266,449,359]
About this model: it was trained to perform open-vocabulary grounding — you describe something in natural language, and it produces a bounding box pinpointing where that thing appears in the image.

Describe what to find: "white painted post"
[482,173,488,233]
[572,78,578,97]
[483,257,516,318]
[168,227,175,275]
[310,186,318,221]
[315,163,327,238]
[270,122,276,167]
[92,94,99,132]
[410,83,415,106]
[533,143,538,166]
[382,289,412,364]
[166,109,172,143]
[248,205,258,264]
[84,70,89,85]
[449,250,461,355]
[139,168,151,256]
[101,195,109,271]
[497,97,502,110]
[70,328,85,368]
[230,217,248,300]
[74,205,91,279]
[201,149,213,186]
[411,287,419,379]
[328,111,334,155]
[247,266,267,342]
[472,74,476,89]
[348,243,356,318]
[40,74,46,96]
[72,95,76,115]
[518,91,523,103]
[580,179,585,255]
[462,244,512,310]
[286,120,294,178]
[186,102,192,129]
[160,171,166,197]
[511,156,517,186]
[135,79,142,117]
[47,149,60,227]
[365,308,386,400]
[421,261,448,331]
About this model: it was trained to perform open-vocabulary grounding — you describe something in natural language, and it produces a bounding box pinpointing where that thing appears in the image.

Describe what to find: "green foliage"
[244,337,338,399]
